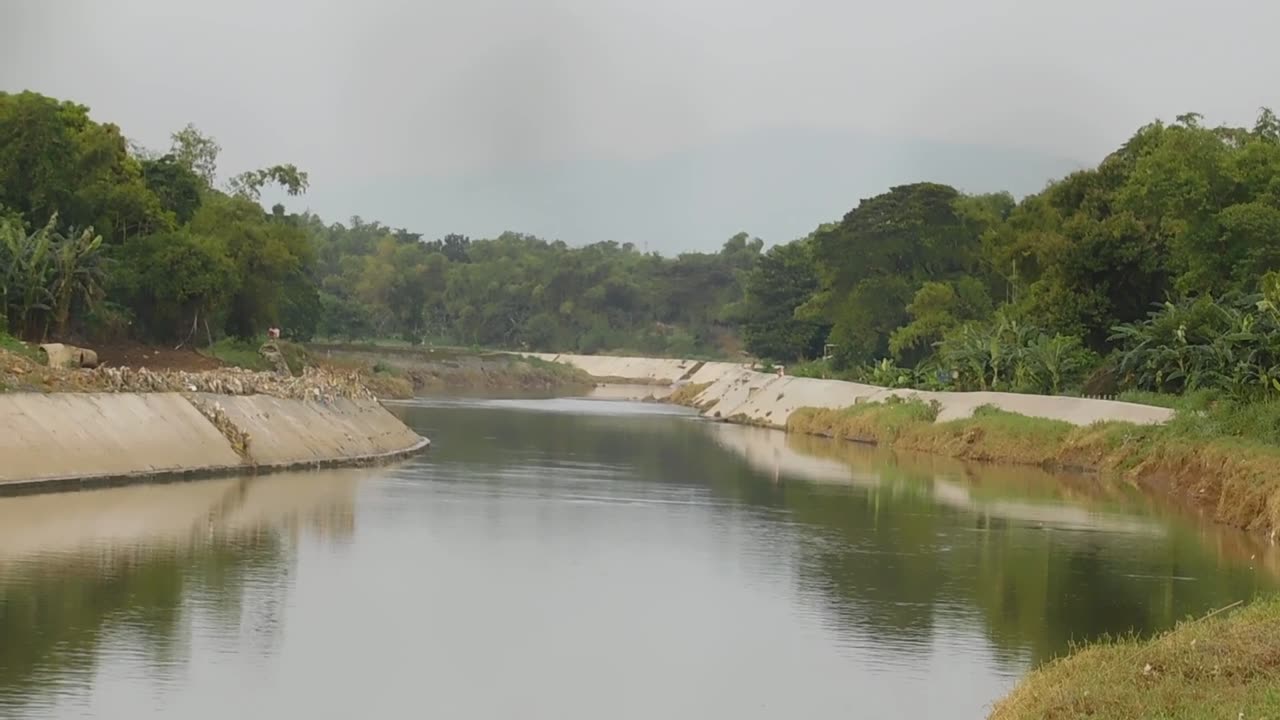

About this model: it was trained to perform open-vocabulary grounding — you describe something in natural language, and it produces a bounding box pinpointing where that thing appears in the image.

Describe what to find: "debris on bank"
[2,347,375,401]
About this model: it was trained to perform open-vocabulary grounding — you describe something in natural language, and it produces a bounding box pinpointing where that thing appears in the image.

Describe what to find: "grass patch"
[989,598,1280,719]
[278,341,311,376]
[363,362,414,399]
[668,382,711,407]
[788,397,941,444]
[203,338,312,376]
[312,349,594,394]
[787,394,1280,533]
[788,359,836,379]
[205,338,272,372]
[1116,389,1184,409]
[0,332,40,363]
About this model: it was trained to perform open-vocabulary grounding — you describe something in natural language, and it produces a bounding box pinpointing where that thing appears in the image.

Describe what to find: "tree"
[806,183,983,366]
[141,154,203,224]
[889,277,993,364]
[0,92,166,243]
[169,123,220,187]
[226,164,309,201]
[190,194,313,339]
[113,230,236,342]
[739,238,827,361]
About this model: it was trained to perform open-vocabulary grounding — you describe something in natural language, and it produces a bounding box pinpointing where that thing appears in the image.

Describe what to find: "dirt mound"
[92,341,224,372]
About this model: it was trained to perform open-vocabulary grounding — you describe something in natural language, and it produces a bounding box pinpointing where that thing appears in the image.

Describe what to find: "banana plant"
[0,214,105,339]
[1111,289,1280,399]
[47,227,105,338]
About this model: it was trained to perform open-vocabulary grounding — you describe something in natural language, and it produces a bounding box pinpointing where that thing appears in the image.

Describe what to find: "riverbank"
[0,390,428,494]
[786,398,1280,535]
[540,354,1280,536]
[311,343,594,397]
[989,598,1280,718]
[537,353,1280,716]
[0,340,428,493]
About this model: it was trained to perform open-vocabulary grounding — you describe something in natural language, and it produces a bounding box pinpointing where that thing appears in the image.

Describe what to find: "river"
[0,396,1275,719]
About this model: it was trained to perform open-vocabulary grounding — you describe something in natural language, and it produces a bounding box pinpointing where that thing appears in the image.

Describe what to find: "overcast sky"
[4,0,1279,251]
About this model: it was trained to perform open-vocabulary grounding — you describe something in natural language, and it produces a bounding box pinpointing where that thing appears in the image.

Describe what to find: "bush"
[206,337,272,371]
[1112,292,1280,400]
[937,316,1094,393]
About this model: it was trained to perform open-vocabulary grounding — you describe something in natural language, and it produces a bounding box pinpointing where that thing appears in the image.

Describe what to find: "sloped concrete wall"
[689,369,1173,428]
[525,353,702,383]
[196,394,424,466]
[0,393,242,484]
[0,392,427,492]
[534,354,1173,428]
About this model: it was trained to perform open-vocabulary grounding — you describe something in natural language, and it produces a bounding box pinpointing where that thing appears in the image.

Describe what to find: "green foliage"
[788,358,834,379]
[0,331,38,361]
[739,237,828,362]
[805,183,1005,367]
[0,91,167,244]
[190,194,313,339]
[226,164,309,201]
[0,214,106,339]
[206,338,271,372]
[937,317,1094,393]
[141,154,203,224]
[6,89,1280,406]
[889,277,993,363]
[112,229,237,342]
[1112,292,1280,400]
[308,222,760,356]
[168,123,220,187]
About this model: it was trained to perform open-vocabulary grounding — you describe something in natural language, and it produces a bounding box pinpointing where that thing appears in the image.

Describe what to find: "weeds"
[989,598,1280,719]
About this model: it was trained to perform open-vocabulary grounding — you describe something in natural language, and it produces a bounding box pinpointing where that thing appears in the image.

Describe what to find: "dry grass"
[788,397,941,443]
[668,382,711,407]
[788,400,1280,536]
[989,598,1280,719]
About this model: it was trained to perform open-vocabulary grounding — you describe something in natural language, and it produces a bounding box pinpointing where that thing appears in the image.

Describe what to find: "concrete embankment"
[0,392,428,494]
[531,355,1173,427]
[522,353,743,385]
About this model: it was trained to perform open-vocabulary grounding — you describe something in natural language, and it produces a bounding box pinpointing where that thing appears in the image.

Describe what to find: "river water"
[0,397,1276,719]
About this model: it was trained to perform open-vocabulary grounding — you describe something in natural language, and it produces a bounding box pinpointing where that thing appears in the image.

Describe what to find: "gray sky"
[4,0,1279,251]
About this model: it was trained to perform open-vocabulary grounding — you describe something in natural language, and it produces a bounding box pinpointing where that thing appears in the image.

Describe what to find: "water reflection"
[0,398,1274,719]
[700,421,1278,665]
[0,471,359,716]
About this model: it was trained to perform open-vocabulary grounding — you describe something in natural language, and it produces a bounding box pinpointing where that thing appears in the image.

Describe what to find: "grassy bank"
[785,397,1280,536]
[989,598,1280,719]
[307,344,594,397]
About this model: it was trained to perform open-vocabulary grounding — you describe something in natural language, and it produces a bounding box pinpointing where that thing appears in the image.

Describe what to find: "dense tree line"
[0,92,309,345]
[4,90,1280,398]
[306,219,760,355]
[0,91,760,357]
[741,109,1280,398]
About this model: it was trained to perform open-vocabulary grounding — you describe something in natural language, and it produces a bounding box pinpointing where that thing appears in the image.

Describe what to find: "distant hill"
[300,128,1083,252]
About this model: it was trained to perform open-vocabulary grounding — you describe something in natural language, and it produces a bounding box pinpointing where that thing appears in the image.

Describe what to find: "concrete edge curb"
[0,435,431,498]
